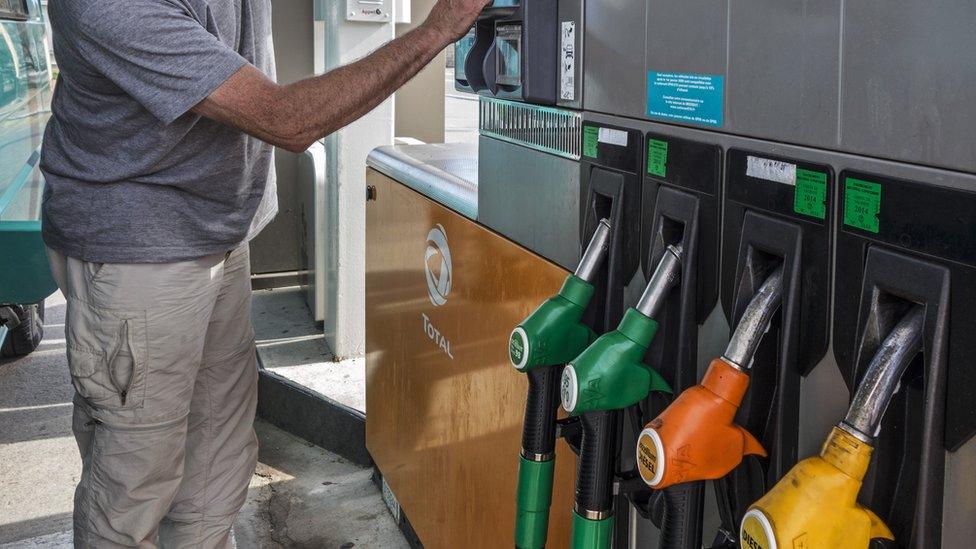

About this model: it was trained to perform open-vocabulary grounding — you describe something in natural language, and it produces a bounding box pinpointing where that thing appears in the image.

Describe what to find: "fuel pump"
[511,218,611,549]
[635,266,783,491]
[558,244,682,549]
[739,307,924,548]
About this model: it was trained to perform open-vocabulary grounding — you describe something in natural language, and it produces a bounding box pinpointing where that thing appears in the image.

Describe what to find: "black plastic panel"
[834,246,948,549]
[460,0,558,104]
[717,149,834,536]
[580,122,644,333]
[641,133,722,325]
[721,150,833,376]
[834,170,976,452]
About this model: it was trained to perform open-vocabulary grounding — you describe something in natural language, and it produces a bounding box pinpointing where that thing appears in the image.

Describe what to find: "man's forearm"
[276,23,451,151]
[195,0,490,151]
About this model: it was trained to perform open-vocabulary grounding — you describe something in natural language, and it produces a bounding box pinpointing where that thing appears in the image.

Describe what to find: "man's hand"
[422,0,492,43]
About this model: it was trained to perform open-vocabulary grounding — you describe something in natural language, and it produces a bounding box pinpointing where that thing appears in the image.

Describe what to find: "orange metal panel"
[365,168,577,548]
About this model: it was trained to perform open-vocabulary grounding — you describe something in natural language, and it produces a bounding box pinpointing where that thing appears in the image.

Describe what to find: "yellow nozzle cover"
[820,427,872,482]
[740,428,894,548]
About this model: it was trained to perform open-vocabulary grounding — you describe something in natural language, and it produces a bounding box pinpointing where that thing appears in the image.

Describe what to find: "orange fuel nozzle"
[636,358,765,488]
[636,266,784,490]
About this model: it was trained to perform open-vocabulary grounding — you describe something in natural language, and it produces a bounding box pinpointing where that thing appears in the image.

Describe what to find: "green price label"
[583,126,599,158]
[647,139,668,178]
[793,169,827,219]
[843,177,882,233]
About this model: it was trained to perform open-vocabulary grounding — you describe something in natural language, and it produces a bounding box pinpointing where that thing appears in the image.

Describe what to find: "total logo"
[424,224,452,307]
[421,224,455,361]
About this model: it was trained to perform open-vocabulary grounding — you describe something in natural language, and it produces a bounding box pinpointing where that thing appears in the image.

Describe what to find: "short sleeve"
[73,0,249,124]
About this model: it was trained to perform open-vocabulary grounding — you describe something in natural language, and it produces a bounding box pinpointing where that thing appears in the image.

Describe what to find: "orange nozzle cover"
[637,358,766,489]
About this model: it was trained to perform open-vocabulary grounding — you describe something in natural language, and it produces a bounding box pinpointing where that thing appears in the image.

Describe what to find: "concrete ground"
[0,291,406,548]
[252,286,365,413]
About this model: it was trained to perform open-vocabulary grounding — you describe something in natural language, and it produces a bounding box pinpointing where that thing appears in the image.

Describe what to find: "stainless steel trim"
[722,267,785,370]
[574,219,611,282]
[479,97,582,160]
[365,144,478,219]
[520,449,556,462]
[841,307,924,441]
[573,504,612,521]
[635,244,683,320]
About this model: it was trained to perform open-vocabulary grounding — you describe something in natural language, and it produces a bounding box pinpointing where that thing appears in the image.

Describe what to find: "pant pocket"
[66,299,149,411]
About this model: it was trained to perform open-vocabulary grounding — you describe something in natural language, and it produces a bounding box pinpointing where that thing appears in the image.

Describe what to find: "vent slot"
[479,98,582,160]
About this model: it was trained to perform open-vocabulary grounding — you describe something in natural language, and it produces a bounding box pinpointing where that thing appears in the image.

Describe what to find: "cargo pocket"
[66,301,148,411]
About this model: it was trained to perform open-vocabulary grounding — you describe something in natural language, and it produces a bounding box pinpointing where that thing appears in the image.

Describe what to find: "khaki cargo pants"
[47,244,259,548]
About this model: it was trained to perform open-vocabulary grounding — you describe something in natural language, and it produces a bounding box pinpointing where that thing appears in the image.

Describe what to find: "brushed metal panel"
[582,0,647,117]
[841,0,976,173]
[727,0,841,145]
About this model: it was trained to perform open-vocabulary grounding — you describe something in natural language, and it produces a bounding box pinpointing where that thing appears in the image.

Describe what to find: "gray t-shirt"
[41,0,278,263]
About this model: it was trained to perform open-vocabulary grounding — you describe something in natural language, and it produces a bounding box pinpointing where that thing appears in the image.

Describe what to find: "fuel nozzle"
[636,267,784,489]
[741,307,923,549]
[512,219,610,549]
[510,219,610,372]
[559,244,681,416]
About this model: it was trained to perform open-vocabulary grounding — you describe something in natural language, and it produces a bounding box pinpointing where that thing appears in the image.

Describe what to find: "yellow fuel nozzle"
[740,427,893,549]
[741,306,924,549]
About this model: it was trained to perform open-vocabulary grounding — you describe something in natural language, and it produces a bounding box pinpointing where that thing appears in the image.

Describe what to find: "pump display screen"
[495,25,522,87]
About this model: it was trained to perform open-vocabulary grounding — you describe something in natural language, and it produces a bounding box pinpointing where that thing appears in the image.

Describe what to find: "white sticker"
[559,21,576,101]
[598,127,628,147]
[746,155,796,185]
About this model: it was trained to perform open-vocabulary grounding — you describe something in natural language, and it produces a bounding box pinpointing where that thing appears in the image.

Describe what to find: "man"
[40,0,489,547]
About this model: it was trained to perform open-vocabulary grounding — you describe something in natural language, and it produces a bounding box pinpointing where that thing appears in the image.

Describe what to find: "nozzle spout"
[722,267,785,370]
[841,307,924,442]
[574,219,612,283]
[635,244,683,320]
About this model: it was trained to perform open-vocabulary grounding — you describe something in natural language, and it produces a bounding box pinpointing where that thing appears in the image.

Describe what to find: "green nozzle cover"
[511,275,597,371]
[563,308,672,416]
[515,457,555,549]
[570,510,613,549]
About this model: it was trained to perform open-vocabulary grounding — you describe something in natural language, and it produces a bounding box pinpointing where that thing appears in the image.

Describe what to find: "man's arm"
[194,0,490,153]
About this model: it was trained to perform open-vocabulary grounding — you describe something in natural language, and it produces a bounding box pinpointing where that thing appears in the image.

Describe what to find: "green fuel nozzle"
[560,244,682,416]
[510,219,611,372]
[513,219,610,549]
[562,244,683,549]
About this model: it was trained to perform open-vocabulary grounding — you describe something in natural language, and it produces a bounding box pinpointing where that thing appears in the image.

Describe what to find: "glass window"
[494,24,521,87]
[0,0,28,20]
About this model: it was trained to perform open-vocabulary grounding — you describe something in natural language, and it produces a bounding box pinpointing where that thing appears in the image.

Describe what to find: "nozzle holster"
[637,358,765,489]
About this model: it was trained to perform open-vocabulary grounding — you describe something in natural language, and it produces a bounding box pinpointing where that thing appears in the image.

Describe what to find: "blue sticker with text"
[647,71,724,127]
